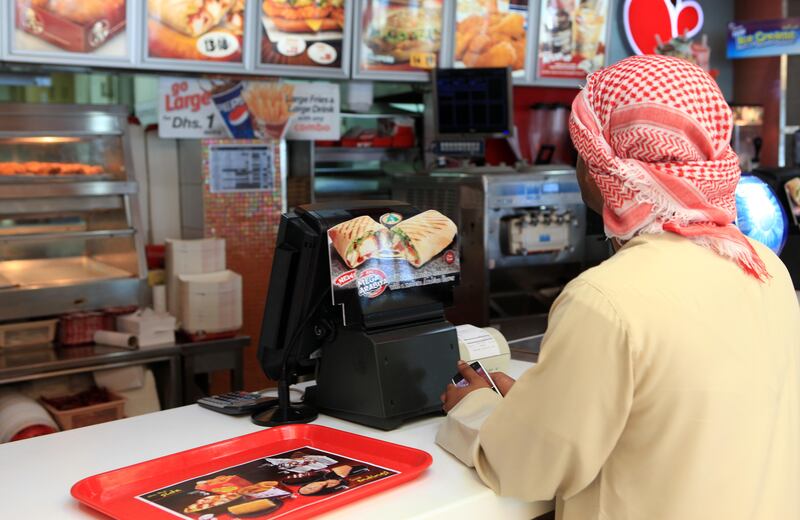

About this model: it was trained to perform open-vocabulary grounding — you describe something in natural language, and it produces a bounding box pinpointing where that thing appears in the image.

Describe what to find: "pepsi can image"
[210,81,255,139]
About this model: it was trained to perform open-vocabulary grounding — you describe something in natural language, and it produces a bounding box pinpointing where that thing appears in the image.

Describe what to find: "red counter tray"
[72,424,432,519]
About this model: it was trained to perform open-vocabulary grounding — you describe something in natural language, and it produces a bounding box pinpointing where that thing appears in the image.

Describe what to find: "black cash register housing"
[257,201,459,430]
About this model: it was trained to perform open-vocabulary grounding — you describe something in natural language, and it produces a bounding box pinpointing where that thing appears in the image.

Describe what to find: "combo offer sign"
[728,18,800,59]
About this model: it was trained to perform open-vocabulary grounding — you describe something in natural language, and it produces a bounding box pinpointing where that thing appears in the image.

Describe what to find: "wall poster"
[537,0,609,80]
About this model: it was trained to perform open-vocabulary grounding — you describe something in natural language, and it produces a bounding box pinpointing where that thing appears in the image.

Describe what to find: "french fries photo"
[242,82,295,140]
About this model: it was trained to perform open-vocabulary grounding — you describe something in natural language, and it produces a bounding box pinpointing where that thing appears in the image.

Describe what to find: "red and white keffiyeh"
[569,55,769,281]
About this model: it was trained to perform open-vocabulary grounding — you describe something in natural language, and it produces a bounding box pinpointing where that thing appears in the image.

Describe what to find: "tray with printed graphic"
[71,424,432,519]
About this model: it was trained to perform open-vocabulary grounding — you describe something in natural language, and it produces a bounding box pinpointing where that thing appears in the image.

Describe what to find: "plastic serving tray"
[71,424,432,519]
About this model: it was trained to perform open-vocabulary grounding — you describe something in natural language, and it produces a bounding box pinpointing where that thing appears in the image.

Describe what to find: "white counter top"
[0,359,552,519]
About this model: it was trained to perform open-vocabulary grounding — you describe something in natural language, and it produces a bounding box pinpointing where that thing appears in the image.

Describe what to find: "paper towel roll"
[93,330,137,349]
[152,285,167,314]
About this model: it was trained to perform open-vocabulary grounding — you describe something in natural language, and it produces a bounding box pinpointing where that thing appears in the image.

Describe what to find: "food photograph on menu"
[260,0,346,69]
[454,0,528,78]
[147,0,247,62]
[328,210,459,301]
[537,0,608,79]
[13,0,128,58]
[137,447,399,519]
[359,0,443,73]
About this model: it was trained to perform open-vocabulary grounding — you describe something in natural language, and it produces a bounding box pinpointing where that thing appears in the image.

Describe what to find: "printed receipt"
[456,324,501,360]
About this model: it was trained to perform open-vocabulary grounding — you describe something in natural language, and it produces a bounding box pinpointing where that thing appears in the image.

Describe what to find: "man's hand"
[489,372,516,396]
[440,360,490,413]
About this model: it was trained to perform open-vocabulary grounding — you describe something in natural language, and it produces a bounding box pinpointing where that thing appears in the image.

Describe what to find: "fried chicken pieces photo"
[455,7,526,70]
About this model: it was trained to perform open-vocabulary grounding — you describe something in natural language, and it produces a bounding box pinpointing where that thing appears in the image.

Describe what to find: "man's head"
[568,55,769,281]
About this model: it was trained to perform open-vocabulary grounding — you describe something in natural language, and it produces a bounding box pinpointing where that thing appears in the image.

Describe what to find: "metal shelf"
[0,229,136,243]
[0,181,138,199]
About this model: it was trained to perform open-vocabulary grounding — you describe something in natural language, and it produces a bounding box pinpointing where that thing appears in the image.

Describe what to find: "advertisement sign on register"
[158,78,341,141]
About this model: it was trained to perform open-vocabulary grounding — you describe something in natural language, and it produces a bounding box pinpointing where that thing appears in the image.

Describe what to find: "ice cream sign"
[623,0,704,55]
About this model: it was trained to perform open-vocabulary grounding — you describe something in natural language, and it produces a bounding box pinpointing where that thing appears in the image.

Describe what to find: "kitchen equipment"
[394,165,607,352]
[0,104,146,321]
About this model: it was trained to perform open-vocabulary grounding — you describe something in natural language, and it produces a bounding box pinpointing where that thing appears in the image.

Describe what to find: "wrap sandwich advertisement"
[328,209,459,301]
[146,0,247,62]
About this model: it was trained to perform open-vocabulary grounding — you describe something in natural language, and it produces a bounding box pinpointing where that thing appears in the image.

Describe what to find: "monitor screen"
[434,67,513,137]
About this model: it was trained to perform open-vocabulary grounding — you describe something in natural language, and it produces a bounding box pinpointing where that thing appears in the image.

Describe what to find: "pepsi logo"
[228,104,250,126]
[624,0,704,55]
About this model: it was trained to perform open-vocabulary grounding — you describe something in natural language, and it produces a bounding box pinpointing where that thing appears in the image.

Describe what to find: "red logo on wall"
[623,0,704,55]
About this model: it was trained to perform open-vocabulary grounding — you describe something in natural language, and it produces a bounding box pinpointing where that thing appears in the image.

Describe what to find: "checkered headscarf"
[569,55,769,281]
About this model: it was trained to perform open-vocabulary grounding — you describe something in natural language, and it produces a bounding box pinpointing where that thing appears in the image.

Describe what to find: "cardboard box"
[178,270,242,335]
[165,238,226,320]
[117,310,176,348]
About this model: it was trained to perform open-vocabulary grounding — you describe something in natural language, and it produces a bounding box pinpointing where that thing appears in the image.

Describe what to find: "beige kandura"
[437,233,800,519]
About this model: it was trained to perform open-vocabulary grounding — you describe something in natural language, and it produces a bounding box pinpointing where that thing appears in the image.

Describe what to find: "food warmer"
[0,104,146,321]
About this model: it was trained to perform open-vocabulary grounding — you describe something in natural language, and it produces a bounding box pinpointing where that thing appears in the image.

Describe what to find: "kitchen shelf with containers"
[0,103,147,323]
[311,111,421,201]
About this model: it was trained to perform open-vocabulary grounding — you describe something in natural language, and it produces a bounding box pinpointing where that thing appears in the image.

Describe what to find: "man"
[437,55,800,519]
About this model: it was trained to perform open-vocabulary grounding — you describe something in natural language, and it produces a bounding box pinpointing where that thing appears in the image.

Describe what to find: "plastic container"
[41,389,125,430]
[0,318,57,348]
[0,389,58,443]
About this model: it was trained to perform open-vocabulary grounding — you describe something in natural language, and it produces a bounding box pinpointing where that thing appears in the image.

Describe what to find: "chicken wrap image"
[389,210,457,268]
[147,0,246,62]
[328,215,387,269]
[148,0,234,37]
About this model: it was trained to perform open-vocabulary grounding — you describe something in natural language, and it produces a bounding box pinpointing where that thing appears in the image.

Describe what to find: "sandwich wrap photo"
[327,209,460,301]
[147,0,247,62]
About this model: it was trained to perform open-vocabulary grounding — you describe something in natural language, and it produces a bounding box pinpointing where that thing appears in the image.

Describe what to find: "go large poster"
[158,77,340,141]
[328,209,459,302]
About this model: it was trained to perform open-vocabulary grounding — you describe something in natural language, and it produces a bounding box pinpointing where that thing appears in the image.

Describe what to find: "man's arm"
[437,280,635,502]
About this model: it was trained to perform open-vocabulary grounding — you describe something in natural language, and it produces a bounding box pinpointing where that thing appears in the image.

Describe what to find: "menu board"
[358,0,443,75]
[454,0,528,80]
[12,0,129,60]
[137,446,399,519]
[260,0,347,70]
[146,0,247,63]
[209,143,274,193]
[537,0,609,80]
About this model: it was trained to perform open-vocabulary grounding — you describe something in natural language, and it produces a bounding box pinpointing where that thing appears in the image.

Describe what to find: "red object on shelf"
[58,312,108,346]
[145,244,166,270]
[71,424,432,520]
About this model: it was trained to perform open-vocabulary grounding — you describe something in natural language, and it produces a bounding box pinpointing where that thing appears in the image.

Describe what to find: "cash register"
[253,201,460,430]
